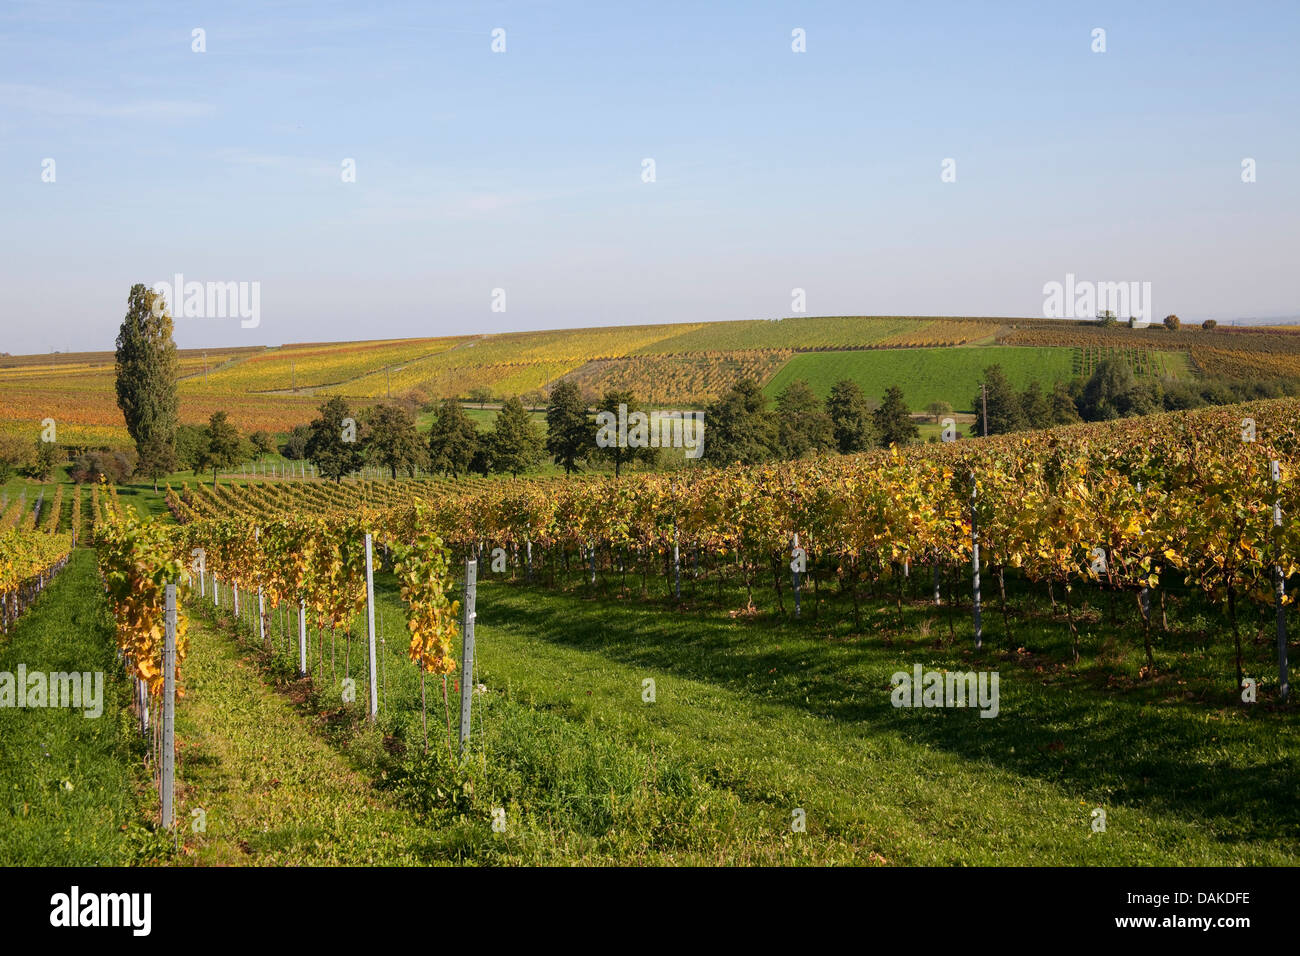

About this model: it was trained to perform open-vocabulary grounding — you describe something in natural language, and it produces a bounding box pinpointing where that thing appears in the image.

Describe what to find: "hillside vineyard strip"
[80,398,1294,706]
[6,316,1300,450]
[0,316,1014,443]
[999,323,1300,380]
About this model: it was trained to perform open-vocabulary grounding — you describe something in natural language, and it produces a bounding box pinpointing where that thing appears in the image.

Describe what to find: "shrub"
[69,449,135,484]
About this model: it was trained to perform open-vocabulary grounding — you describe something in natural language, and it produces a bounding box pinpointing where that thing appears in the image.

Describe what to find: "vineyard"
[0,529,72,632]
[6,317,1300,448]
[0,382,325,444]
[999,322,1300,381]
[563,351,796,404]
[633,316,1006,353]
[1,395,1294,867]
[119,398,1298,702]
[328,317,1007,401]
[190,337,467,393]
[303,324,703,403]
[1,480,75,632]
[55,393,1295,860]
[1073,346,1191,380]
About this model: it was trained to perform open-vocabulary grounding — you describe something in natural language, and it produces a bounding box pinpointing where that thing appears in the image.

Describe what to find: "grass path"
[173,613,439,865]
[0,550,150,865]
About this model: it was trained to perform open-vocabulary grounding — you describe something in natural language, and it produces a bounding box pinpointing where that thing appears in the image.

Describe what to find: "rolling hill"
[2,314,1297,448]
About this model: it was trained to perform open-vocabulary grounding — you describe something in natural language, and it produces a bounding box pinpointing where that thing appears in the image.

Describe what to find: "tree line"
[972,359,1300,436]
[127,375,925,485]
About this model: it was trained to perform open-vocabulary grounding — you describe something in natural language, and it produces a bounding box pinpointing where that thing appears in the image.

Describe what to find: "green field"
[764,346,1080,412]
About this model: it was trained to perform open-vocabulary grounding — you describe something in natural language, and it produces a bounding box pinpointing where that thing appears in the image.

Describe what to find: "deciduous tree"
[428,399,481,477]
[365,403,423,478]
[826,379,877,454]
[973,366,1025,436]
[306,397,364,482]
[874,385,919,447]
[924,400,953,425]
[775,379,835,458]
[196,411,244,486]
[490,397,544,477]
[545,380,589,475]
[114,284,179,484]
[702,379,779,466]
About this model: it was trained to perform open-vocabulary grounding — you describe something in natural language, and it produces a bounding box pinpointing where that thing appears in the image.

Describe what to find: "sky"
[1,0,1297,354]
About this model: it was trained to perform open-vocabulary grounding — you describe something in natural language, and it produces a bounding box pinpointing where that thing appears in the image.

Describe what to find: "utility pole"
[981,383,988,438]
[203,350,208,386]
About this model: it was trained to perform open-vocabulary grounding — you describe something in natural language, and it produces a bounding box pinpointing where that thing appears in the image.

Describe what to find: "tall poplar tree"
[114,284,180,489]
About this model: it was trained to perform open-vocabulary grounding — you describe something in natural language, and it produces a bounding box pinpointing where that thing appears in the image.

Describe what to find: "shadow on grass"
[477,576,1300,848]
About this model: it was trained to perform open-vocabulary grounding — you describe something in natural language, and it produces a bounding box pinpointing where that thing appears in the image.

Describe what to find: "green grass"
[445,579,1296,864]
[10,493,1297,865]
[198,547,1298,865]
[0,549,164,865]
[170,610,443,865]
[764,346,1079,412]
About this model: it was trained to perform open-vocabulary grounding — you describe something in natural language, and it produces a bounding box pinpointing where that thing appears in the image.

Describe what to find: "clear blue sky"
[1,0,1297,353]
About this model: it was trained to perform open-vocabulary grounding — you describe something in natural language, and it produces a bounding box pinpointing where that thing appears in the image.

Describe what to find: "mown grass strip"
[0,549,159,865]
[185,564,1299,865]
[171,611,447,865]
